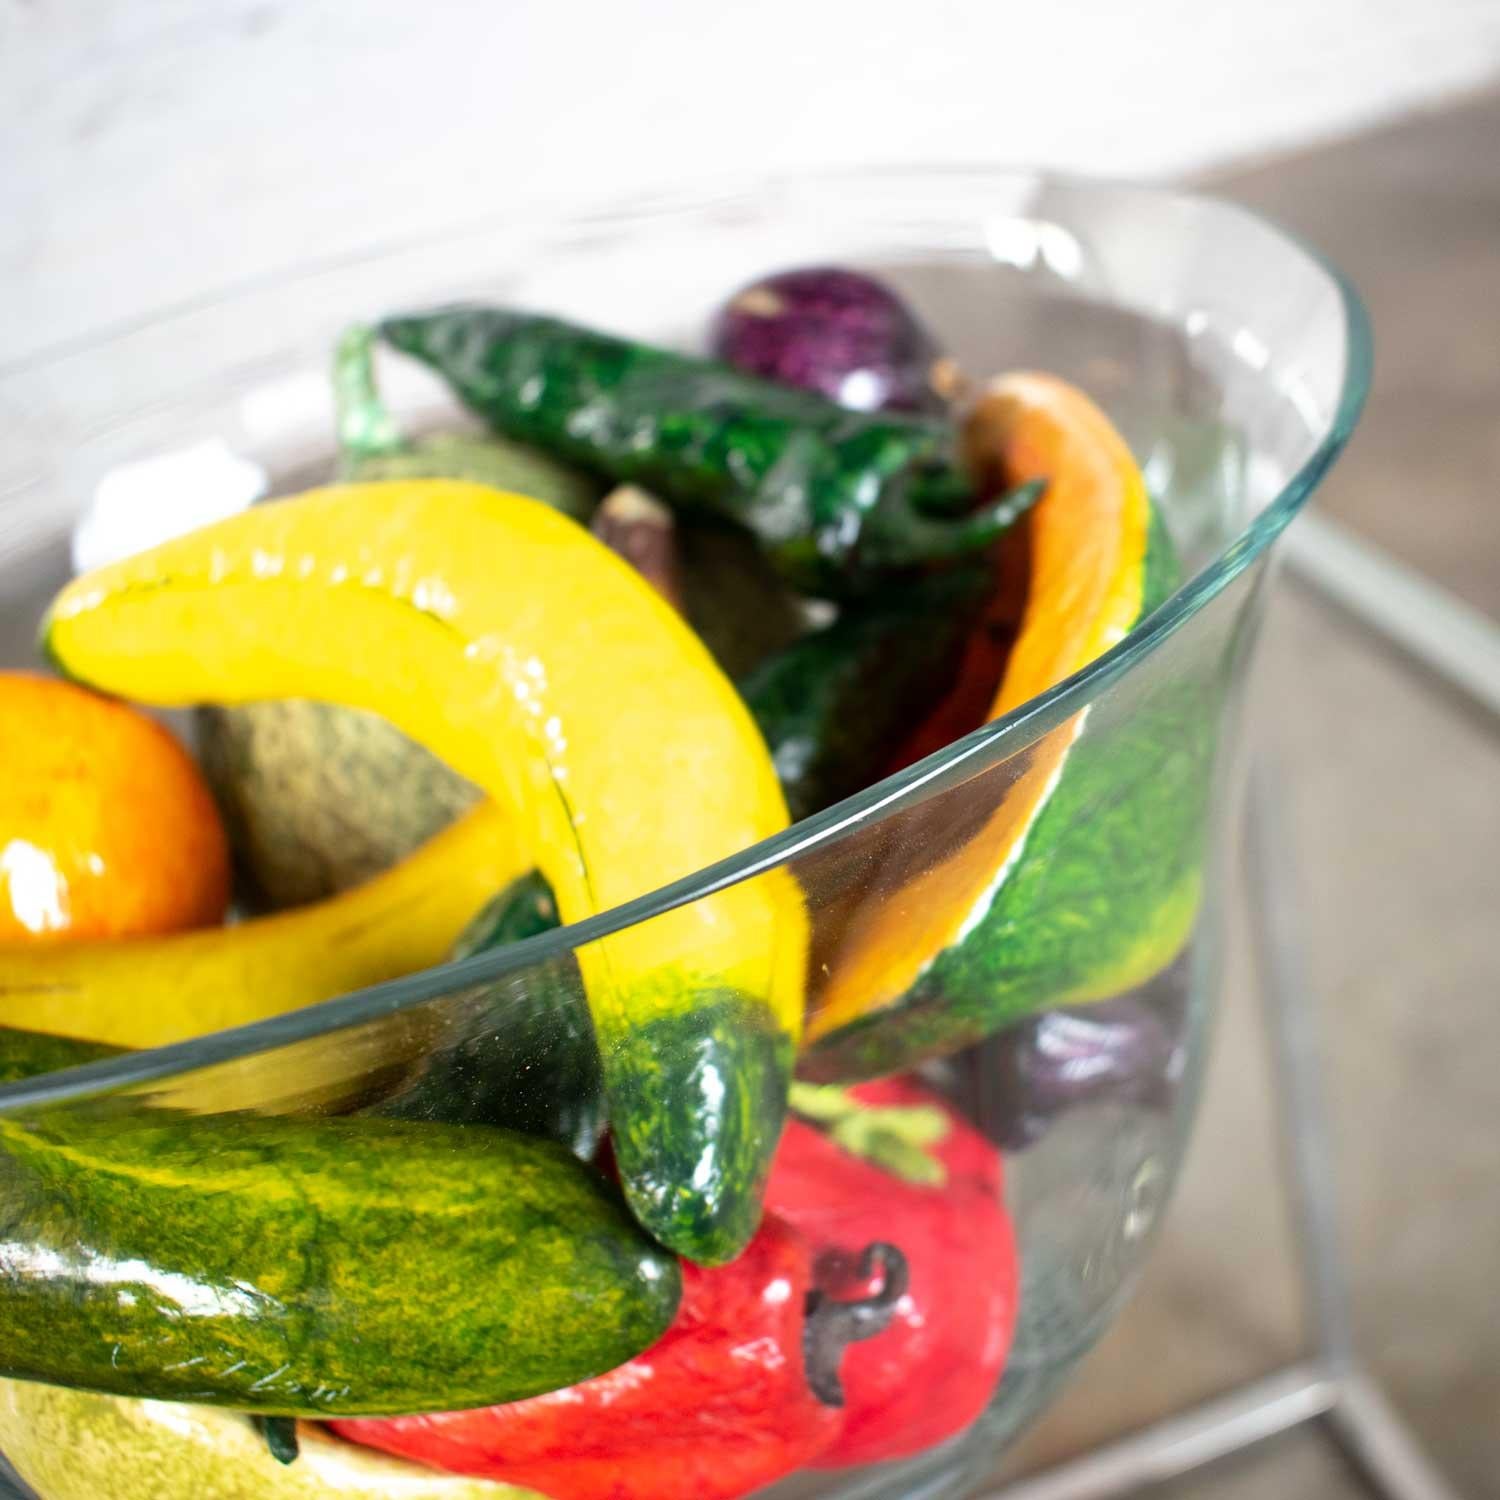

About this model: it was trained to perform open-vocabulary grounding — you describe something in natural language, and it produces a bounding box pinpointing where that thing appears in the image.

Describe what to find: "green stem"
[788,1082,951,1187]
[334,324,407,466]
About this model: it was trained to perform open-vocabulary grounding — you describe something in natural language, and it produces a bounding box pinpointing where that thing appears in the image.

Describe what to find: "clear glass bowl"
[0,169,1368,1500]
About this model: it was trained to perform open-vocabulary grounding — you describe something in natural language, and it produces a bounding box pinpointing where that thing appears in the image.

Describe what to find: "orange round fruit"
[0,672,230,943]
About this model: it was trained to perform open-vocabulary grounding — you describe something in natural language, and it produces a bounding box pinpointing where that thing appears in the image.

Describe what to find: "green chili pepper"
[377,308,1041,596]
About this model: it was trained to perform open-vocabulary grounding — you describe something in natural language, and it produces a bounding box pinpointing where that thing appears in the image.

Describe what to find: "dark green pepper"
[739,568,992,821]
[377,308,1041,596]
[372,873,604,1159]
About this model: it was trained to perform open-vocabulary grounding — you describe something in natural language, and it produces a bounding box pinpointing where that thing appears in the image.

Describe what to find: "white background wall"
[4,0,1499,368]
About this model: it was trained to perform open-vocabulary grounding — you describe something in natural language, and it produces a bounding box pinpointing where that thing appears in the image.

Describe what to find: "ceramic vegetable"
[770,1079,1018,1465]
[803,374,1204,1079]
[197,696,484,909]
[333,323,605,515]
[979,983,1188,1150]
[710,265,946,413]
[334,1216,906,1500]
[0,1108,680,1415]
[198,327,604,908]
[0,1024,121,1084]
[42,480,807,1264]
[377,307,1041,596]
[739,566,991,820]
[0,802,525,1051]
[0,1378,547,1500]
[0,672,229,943]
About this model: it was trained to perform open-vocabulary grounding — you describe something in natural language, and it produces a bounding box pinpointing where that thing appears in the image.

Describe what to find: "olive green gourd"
[198,328,603,908]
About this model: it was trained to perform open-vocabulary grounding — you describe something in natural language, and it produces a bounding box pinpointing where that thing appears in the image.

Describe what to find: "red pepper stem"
[802,1242,909,1409]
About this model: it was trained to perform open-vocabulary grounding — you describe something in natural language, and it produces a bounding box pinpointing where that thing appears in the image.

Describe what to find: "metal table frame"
[984,516,1500,1500]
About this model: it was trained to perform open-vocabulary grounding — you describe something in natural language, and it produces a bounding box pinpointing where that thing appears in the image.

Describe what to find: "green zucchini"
[0,1108,680,1415]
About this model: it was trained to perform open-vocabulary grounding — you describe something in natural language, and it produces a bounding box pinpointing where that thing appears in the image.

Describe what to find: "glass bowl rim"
[0,165,1373,1112]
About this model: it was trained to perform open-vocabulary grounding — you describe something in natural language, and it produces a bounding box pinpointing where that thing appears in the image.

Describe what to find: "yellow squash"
[44,480,806,1263]
[0,802,523,1049]
[803,373,1196,1079]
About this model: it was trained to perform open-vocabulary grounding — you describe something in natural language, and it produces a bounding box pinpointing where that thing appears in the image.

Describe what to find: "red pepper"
[331,1213,905,1500]
[766,1077,1019,1467]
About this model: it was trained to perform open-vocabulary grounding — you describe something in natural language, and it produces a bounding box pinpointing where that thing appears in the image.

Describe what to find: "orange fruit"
[0,672,229,943]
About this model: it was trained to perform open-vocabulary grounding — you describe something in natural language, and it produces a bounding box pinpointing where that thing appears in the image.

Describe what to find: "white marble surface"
[3,0,1499,367]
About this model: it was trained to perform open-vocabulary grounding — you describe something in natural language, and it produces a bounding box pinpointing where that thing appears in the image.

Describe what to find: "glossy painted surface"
[0,1379,545,1499]
[0,804,524,1048]
[379,308,1032,598]
[805,374,1165,1062]
[768,1080,1017,1465]
[43,480,807,1262]
[710,266,945,414]
[0,673,228,944]
[0,1110,680,1415]
[336,1216,837,1500]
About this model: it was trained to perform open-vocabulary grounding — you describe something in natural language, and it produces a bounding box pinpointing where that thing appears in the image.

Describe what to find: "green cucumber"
[0,1108,680,1415]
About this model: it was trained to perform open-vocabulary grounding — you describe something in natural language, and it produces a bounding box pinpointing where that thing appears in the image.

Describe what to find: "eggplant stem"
[802,1241,910,1408]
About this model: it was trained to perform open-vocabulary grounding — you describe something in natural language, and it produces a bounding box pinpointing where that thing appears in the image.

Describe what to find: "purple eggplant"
[964,974,1190,1150]
[710,266,947,414]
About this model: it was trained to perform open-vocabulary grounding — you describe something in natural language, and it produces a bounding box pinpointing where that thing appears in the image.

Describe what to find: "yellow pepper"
[0,802,523,1050]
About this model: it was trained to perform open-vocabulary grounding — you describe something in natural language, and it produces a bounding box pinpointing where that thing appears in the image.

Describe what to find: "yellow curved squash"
[803,373,1199,1079]
[44,480,806,1263]
[0,802,523,1049]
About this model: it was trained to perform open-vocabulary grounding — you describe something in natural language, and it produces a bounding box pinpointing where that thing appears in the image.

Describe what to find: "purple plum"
[960,975,1191,1151]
